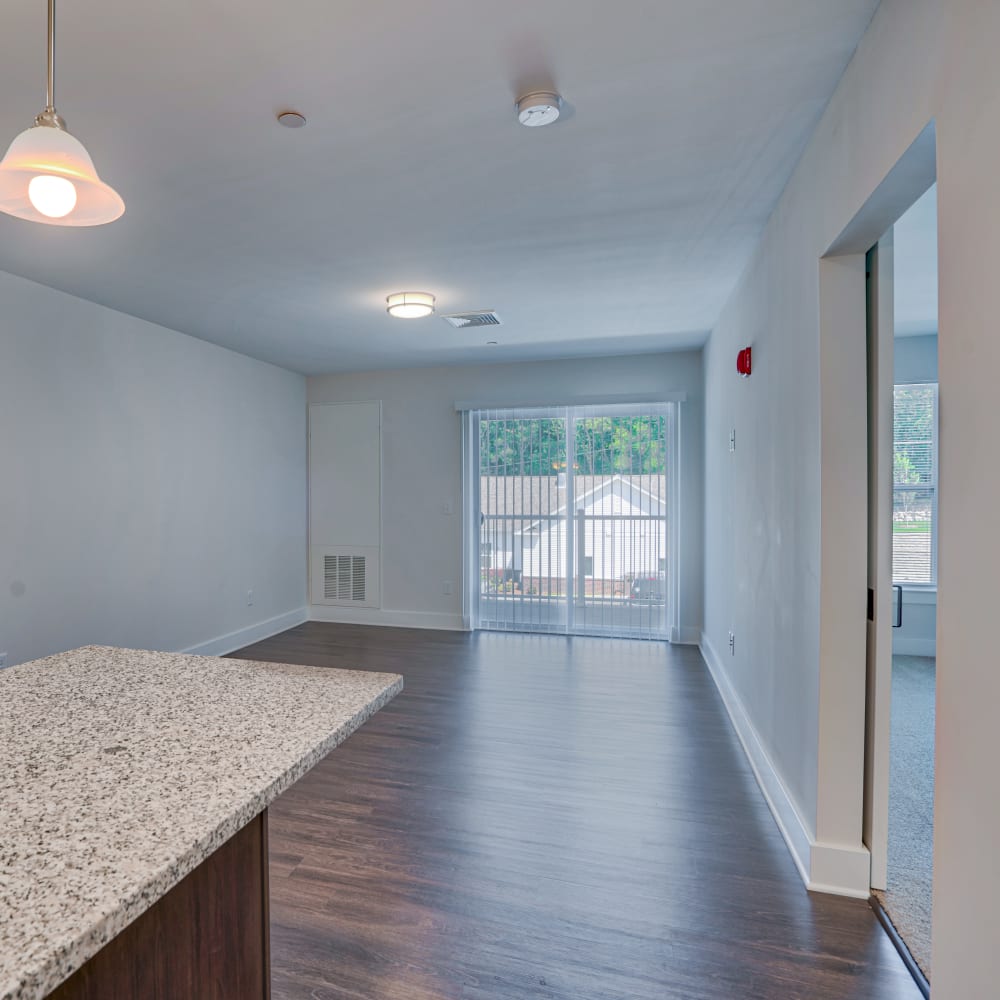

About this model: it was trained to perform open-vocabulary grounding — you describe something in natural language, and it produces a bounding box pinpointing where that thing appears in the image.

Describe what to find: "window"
[466,402,674,639]
[893,383,938,585]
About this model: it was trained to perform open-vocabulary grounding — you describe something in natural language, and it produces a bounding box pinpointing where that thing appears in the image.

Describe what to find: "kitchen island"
[0,645,403,1000]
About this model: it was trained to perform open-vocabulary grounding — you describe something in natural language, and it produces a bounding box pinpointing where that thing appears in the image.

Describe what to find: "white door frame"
[864,236,895,891]
[812,121,936,896]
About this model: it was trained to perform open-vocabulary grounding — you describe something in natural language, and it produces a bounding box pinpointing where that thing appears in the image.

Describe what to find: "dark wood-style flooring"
[233,623,921,1000]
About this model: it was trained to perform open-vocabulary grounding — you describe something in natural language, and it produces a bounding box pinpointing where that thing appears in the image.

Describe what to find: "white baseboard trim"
[181,608,309,657]
[699,633,814,888]
[309,606,466,631]
[892,637,936,657]
[671,626,702,645]
[809,842,872,898]
[699,632,872,899]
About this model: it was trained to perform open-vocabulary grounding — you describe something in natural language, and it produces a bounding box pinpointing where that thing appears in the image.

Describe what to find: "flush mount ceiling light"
[516,91,562,127]
[0,0,124,226]
[386,291,436,319]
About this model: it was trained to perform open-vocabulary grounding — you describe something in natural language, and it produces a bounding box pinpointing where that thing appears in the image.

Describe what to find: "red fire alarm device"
[736,346,752,378]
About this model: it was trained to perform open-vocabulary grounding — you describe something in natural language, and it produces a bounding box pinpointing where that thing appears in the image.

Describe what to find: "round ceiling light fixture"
[277,110,307,128]
[516,91,562,127]
[386,291,436,319]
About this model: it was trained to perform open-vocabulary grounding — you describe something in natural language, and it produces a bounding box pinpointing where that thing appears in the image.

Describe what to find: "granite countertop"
[0,645,403,1000]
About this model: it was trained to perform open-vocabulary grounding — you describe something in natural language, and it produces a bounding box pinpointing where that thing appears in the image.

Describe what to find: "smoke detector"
[516,91,562,127]
[277,110,307,128]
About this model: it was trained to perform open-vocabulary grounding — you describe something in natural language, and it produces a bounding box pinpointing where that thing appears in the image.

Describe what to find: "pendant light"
[0,0,124,226]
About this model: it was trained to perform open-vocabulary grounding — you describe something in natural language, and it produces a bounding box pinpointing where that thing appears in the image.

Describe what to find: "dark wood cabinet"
[48,810,270,1000]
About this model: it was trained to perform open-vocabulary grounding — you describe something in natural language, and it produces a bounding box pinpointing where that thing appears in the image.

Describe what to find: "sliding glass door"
[469,403,674,640]
[478,408,570,633]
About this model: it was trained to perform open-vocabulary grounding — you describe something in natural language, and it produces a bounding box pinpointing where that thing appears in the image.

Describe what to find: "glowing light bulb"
[386,292,436,318]
[28,174,78,218]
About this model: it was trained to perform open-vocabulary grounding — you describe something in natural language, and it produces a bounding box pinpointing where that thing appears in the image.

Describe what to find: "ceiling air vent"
[441,311,501,329]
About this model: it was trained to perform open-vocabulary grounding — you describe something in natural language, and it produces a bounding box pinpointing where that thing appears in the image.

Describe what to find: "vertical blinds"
[472,402,673,640]
[478,407,569,634]
[892,383,937,584]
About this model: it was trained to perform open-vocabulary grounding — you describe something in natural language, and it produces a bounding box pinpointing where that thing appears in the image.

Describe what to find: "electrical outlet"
[0,652,8,669]
[443,499,454,515]
[247,590,254,606]
[728,631,735,655]
[443,580,453,596]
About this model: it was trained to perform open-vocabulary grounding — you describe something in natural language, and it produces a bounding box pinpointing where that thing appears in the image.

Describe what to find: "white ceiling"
[0,0,880,374]
[893,184,938,338]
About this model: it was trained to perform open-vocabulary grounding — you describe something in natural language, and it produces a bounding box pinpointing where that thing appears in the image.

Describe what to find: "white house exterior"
[480,474,666,596]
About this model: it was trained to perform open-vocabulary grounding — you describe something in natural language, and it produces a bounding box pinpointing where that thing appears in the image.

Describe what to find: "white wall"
[893,588,936,658]
[893,333,938,656]
[702,0,1000,991]
[308,352,703,637]
[893,333,937,385]
[0,270,307,666]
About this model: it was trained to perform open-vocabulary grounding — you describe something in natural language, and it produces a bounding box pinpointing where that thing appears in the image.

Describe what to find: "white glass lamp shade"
[0,125,124,226]
[386,291,435,319]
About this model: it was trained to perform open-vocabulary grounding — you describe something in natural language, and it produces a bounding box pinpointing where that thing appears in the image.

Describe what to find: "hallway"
[236,623,920,999]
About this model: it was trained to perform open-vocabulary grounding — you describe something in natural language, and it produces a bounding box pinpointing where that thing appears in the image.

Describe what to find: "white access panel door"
[309,402,381,608]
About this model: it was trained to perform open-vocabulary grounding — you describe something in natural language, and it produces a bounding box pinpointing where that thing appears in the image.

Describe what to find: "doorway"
[465,402,676,640]
[873,185,938,985]
[811,119,936,988]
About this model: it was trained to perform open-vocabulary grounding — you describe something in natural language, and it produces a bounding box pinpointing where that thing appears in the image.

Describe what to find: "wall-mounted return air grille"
[324,554,367,602]
[442,311,501,329]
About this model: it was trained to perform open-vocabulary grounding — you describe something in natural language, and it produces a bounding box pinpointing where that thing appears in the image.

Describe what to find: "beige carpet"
[872,654,935,980]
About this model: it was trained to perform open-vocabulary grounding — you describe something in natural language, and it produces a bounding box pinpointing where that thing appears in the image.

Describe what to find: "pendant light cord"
[35,0,64,128]
[45,0,56,113]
